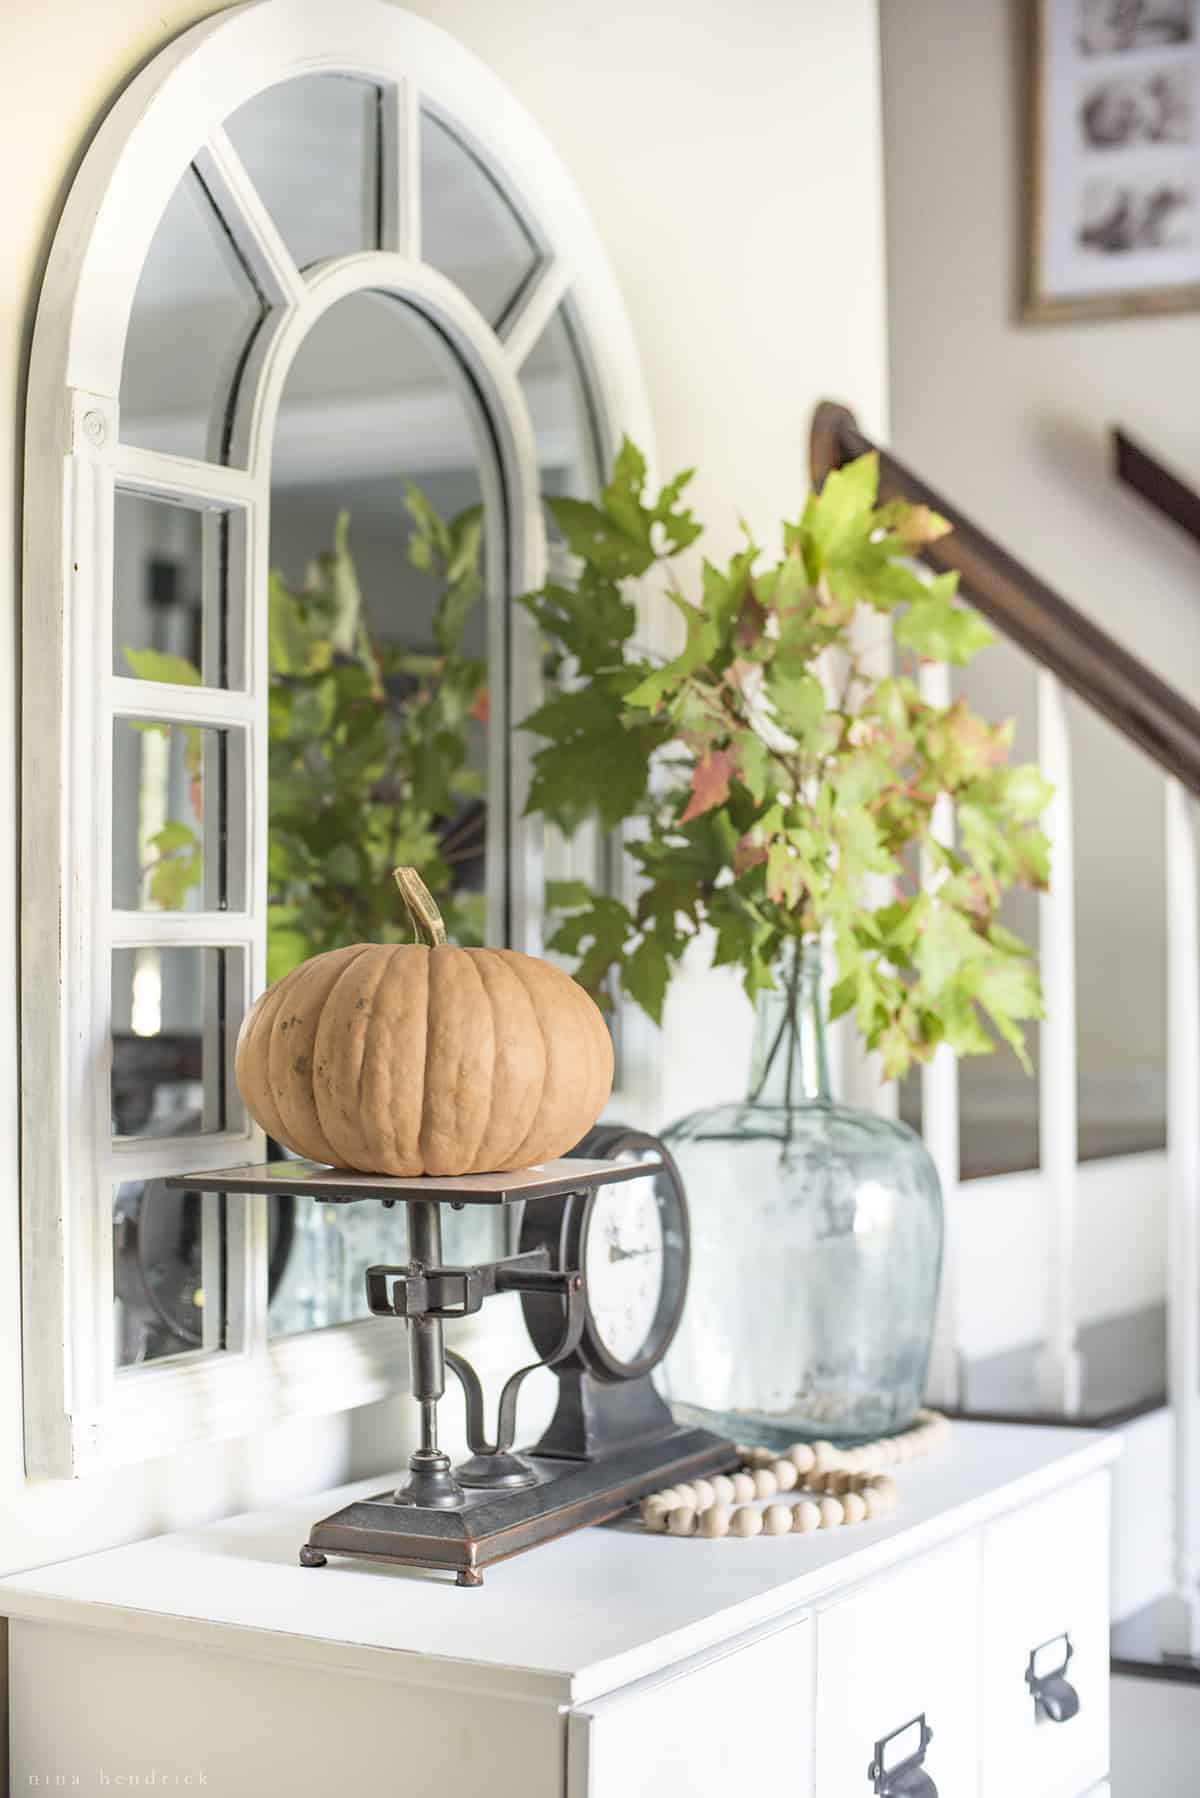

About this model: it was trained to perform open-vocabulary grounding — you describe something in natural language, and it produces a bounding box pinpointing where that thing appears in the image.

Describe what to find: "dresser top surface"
[1,1421,1118,1704]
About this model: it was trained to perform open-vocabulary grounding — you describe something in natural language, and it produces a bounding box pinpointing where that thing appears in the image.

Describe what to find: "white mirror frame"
[22,0,654,1478]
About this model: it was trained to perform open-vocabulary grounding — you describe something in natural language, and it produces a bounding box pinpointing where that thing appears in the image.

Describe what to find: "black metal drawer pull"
[1025,1632,1080,1723]
[868,1713,937,1797]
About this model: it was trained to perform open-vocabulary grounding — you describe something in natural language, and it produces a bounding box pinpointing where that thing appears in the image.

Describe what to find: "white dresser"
[2,1422,1118,1798]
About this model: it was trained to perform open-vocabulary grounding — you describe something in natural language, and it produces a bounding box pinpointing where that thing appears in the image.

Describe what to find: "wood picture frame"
[1024,0,1200,323]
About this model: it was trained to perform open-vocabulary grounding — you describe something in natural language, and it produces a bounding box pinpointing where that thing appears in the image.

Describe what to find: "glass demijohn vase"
[659,942,943,1447]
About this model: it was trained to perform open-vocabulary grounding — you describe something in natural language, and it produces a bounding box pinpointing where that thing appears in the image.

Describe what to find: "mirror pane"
[265,287,501,1331]
[120,166,264,463]
[114,490,243,689]
[266,1193,502,1338]
[421,109,540,325]
[520,303,603,504]
[114,1181,224,1367]
[111,946,241,1138]
[224,74,382,271]
[268,288,491,971]
[113,720,244,912]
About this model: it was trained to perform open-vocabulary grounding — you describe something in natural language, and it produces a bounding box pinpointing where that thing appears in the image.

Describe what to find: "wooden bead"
[856,1444,883,1474]
[841,1491,867,1526]
[810,1440,835,1472]
[671,1483,699,1508]
[818,1496,845,1529]
[710,1474,736,1505]
[788,1442,816,1476]
[730,1472,756,1503]
[731,1506,763,1538]
[667,1506,697,1536]
[763,1504,793,1536]
[793,1498,822,1533]
[639,1495,669,1523]
[772,1459,799,1493]
[869,1474,899,1501]
[698,1505,730,1539]
[753,1467,779,1500]
[823,1470,851,1496]
[691,1479,716,1510]
[640,1501,670,1533]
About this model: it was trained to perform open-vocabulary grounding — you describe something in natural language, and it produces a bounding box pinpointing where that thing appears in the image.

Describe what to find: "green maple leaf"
[621,936,674,1024]
[896,573,994,665]
[122,648,202,687]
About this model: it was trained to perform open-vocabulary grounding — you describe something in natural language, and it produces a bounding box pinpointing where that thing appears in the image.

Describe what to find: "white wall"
[0,0,888,1574]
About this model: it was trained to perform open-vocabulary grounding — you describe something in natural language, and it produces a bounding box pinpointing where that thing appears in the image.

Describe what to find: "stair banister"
[918,656,962,1410]
[1033,669,1083,1415]
[1164,780,1200,1656]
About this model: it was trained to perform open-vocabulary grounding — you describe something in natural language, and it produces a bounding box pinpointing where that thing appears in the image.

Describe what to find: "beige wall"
[881,1,1199,1141]
[0,0,887,1572]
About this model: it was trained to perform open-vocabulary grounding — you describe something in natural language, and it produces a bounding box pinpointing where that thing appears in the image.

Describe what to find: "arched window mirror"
[22,0,651,1476]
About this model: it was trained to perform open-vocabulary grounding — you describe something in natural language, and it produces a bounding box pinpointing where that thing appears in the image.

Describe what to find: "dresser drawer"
[568,1614,815,1798]
[979,1470,1110,1798]
[815,1534,982,1798]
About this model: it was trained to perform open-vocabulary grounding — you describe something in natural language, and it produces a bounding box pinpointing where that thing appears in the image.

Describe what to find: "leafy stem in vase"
[521,441,1052,1082]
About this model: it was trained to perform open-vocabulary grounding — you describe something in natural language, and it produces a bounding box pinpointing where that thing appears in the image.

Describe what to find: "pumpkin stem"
[393,866,448,947]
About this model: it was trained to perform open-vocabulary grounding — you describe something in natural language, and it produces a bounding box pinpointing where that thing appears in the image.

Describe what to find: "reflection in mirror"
[268,289,492,970]
[519,305,619,1041]
[264,290,501,1325]
[421,109,540,326]
[520,303,603,508]
[113,490,244,689]
[119,167,264,463]
[266,1195,502,1338]
[113,1181,224,1367]
[224,74,382,272]
[111,946,241,1138]
[113,720,244,913]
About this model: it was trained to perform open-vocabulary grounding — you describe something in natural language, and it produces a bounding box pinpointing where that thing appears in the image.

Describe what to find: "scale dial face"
[517,1133,691,1385]
[583,1172,666,1367]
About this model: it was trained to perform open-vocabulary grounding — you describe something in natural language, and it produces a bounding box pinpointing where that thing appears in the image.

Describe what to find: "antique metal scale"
[170,1138,735,1585]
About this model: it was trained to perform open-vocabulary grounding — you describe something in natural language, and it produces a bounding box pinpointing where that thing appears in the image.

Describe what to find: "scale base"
[301,1426,735,1585]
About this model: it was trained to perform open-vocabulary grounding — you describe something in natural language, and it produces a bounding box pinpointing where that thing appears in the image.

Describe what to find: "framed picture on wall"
[1026,0,1200,322]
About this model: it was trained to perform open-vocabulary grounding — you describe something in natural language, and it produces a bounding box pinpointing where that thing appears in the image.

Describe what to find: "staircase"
[812,401,1200,1681]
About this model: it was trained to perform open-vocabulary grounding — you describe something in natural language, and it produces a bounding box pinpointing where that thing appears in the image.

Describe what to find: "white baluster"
[1034,670,1084,1414]
[919,659,961,1409]
[1162,778,1200,1657]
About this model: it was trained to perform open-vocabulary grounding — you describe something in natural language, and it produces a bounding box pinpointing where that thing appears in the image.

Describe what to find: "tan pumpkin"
[235,867,613,1176]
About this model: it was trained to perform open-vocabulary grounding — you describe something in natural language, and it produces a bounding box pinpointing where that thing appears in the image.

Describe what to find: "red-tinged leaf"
[679,748,735,824]
[734,593,768,650]
[734,832,769,877]
[471,685,490,724]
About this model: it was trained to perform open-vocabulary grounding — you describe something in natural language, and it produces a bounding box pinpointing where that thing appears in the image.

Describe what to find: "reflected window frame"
[21,3,652,1481]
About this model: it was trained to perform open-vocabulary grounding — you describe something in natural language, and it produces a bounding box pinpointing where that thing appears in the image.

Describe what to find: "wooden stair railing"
[1113,427,1200,555]
[811,402,1200,798]
[812,400,1200,1655]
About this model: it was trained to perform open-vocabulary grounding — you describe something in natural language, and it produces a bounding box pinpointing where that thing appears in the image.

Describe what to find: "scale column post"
[392,1197,464,1509]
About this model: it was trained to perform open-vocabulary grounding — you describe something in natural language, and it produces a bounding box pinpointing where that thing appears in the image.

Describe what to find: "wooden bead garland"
[638,1409,950,1542]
